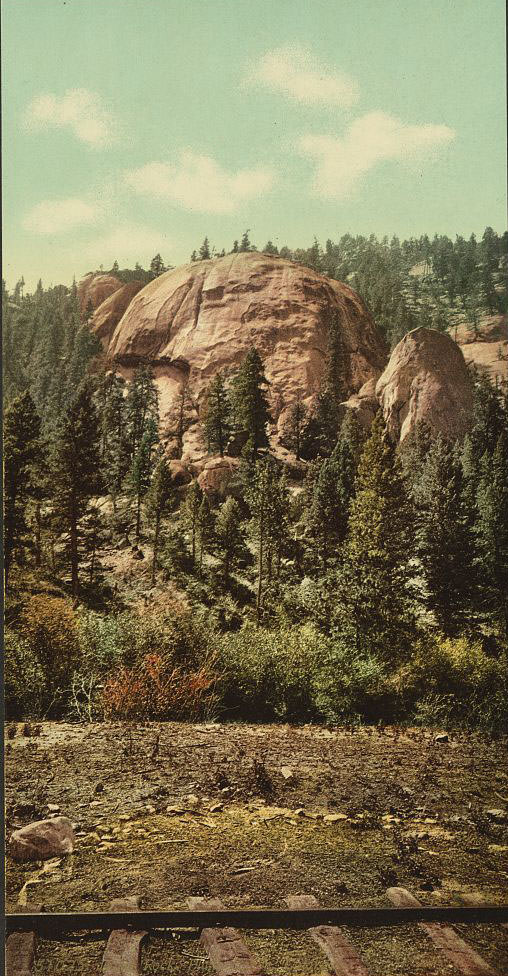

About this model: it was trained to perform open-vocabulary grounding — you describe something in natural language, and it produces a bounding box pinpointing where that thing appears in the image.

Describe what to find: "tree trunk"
[34,502,42,568]
[136,491,141,539]
[70,506,79,597]
[256,505,265,626]
[152,514,160,585]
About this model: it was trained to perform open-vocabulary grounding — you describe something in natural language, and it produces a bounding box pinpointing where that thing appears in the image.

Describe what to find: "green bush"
[398,634,508,732]
[314,640,399,724]
[4,628,46,718]
[218,623,325,722]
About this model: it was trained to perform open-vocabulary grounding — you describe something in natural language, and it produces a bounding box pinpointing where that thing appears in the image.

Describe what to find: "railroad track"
[6,887,508,975]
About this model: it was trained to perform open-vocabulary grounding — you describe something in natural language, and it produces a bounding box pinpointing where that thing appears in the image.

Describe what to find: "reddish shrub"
[101,652,217,720]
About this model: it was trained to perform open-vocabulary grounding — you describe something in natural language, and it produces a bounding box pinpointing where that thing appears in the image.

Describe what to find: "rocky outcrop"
[77,273,122,315]
[105,253,388,431]
[91,281,145,346]
[340,377,380,429]
[197,457,240,498]
[450,314,507,384]
[376,328,474,443]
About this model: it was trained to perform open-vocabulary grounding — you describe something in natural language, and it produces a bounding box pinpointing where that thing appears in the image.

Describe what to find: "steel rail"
[6,906,508,935]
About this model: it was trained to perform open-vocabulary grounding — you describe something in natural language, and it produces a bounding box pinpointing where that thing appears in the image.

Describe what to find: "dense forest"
[3,228,508,732]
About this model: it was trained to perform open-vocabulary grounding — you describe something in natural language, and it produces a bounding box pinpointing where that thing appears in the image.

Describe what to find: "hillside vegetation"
[3,228,508,732]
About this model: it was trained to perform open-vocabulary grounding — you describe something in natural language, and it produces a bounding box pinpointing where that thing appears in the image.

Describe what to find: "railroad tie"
[187,896,267,976]
[386,887,500,976]
[5,932,36,976]
[102,896,147,976]
[286,895,370,976]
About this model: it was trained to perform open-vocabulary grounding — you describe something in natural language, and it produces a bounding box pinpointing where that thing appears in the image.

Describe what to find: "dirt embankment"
[5,721,508,975]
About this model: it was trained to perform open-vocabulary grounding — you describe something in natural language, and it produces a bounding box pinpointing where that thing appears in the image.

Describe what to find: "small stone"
[280,767,294,781]
[47,804,60,813]
[10,817,75,862]
[434,733,449,743]
[89,800,102,808]
[209,803,223,813]
[324,814,348,823]
[486,809,507,823]
[94,782,104,794]
[184,794,199,809]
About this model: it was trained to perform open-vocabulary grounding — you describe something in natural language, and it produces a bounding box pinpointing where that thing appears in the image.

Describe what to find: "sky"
[2,0,506,290]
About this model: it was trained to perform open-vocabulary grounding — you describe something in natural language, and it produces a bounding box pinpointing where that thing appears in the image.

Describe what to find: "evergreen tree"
[475,432,508,635]
[99,373,130,509]
[149,254,167,278]
[414,436,477,634]
[199,237,211,260]
[3,392,41,587]
[197,495,215,575]
[331,411,364,543]
[239,229,253,252]
[125,366,159,455]
[308,457,340,570]
[337,414,414,658]
[231,348,271,454]
[215,497,245,582]
[263,241,279,255]
[127,420,159,539]
[281,392,306,459]
[51,381,102,596]
[182,479,204,563]
[202,372,232,456]
[146,457,174,584]
[245,456,282,623]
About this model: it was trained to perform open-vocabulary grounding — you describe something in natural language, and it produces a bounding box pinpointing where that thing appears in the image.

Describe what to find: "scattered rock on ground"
[10,817,75,862]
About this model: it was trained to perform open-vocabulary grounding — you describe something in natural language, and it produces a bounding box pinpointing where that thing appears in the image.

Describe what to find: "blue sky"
[2,0,506,289]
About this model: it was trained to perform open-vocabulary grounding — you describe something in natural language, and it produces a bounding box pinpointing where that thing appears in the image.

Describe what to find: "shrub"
[398,634,508,732]
[218,623,325,722]
[4,628,46,718]
[19,595,81,710]
[102,652,217,720]
[314,640,399,724]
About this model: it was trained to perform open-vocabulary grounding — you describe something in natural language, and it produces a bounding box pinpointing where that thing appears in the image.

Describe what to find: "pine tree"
[337,414,414,658]
[199,237,211,260]
[51,381,102,596]
[202,372,232,456]
[215,497,245,582]
[197,495,215,575]
[149,254,167,278]
[125,366,159,454]
[281,392,306,459]
[239,230,252,252]
[414,436,477,635]
[331,411,364,543]
[231,348,271,454]
[182,479,204,562]
[99,373,130,509]
[146,457,174,584]
[127,420,159,539]
[308,457,340,570]
[475,431,508,635]
[3,392,41,588]
[245,456,282,623]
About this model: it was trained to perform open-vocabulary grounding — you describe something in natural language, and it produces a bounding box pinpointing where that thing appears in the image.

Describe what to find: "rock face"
[105,252,388,433]
[450,315,507,385]
[91,280,145,346]
[77,273,122,314]
[9,816,75,862]
[376,328,474,443]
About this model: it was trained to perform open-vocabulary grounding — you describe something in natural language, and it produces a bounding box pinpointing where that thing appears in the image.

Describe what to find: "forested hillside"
[3,229,508,733]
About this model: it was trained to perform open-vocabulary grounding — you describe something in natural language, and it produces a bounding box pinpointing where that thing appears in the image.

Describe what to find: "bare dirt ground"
[5,721,508,975]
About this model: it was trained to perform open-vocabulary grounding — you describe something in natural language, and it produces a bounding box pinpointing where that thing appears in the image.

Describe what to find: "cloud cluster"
[124,152,275,215]
[83,222,172,265]
[249,44,359,109]
[298,111,455,200]
[25,89,115,148]
[24,198,101,235]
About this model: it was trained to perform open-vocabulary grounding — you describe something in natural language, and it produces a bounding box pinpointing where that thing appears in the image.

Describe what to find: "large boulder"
[9,816,75,862]
[91,280,145,346]
[376,328,474,443]
[450,314,507,385]
[105,252,388,434]
[77,273,122,315]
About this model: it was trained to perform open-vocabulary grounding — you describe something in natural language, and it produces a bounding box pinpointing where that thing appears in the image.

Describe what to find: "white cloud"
[83,223,172,267]
[25,89,116,148]
[248,44,359,108]
[298,111,455,200]
[124,151,275,214]
[24,198,101,234]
